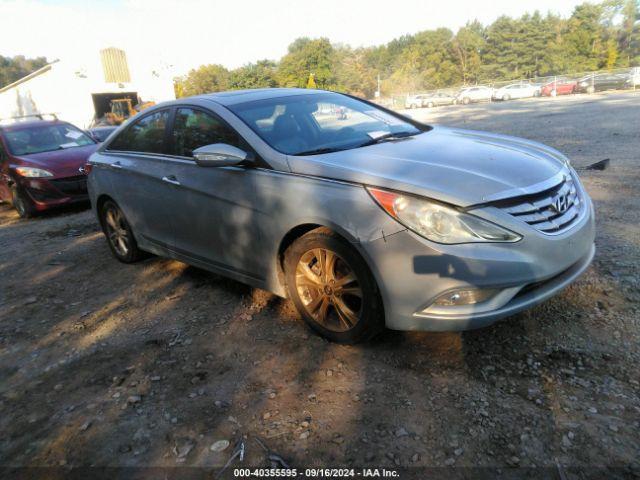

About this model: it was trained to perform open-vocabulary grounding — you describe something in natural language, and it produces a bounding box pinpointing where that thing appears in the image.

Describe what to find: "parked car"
[456,86,494,104]
[405,94,426,109]
[87,126,118,143]
[0,116,97,217]
[493,83,540,101]
[540,78,577,96]
[422,92,457,108]
[577,73,629,93]
[405,93,456,109]
[88,88,595,343]
[626,67,640,88]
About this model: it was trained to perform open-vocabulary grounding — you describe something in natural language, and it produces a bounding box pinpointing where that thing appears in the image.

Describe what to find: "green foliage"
[0,55,48,88]
[174,64,229,97]
[172,0,639,98]
[228,60,278,90]
[277,37,336,88]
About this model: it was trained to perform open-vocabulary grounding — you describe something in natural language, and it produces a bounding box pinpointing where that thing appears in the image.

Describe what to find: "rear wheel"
[284,228,384,344]
[11,184,35,218]
[100,200,145,263]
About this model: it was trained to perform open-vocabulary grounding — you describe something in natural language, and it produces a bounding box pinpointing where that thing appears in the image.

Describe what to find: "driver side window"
[171,108,242,158]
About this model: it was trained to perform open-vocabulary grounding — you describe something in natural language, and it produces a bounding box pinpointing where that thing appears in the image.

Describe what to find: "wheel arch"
[274,221,384,310]
[95,194,116,229]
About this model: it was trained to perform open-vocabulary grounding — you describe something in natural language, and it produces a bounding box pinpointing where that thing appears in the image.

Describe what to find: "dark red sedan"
[0,118,98,217]
[540,78,577,96]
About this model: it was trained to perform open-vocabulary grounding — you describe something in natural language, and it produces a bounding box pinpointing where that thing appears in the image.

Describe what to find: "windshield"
[228,93,424,155]
[4,123,95,155]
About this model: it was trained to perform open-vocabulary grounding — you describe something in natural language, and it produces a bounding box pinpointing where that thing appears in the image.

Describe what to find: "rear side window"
[171,108,242,157]
[108,110,169,154]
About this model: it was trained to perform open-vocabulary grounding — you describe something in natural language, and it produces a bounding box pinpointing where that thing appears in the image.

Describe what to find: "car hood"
[13,144,98,178]
[286,126,568,207]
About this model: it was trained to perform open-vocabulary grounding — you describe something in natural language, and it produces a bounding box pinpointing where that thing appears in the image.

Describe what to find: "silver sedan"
[87,88,595,343]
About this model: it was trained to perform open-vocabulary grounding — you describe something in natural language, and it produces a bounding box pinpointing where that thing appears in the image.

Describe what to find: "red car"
[0,117,98,217]
[540,78,577,96]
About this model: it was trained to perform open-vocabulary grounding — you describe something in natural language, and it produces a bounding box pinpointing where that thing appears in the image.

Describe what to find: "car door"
[161,106,262,279]
[101,109,175,252]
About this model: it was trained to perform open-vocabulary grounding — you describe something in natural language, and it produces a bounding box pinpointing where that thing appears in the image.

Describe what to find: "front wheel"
[99,200,146,263]
[11,184,35,218]
[284,228,384,344]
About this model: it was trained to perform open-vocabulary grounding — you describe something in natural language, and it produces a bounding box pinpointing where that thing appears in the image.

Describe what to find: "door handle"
[112,161,123,169]
[162,175,181,186]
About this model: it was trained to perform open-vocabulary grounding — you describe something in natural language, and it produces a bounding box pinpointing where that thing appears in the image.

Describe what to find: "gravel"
[0,91,638,473]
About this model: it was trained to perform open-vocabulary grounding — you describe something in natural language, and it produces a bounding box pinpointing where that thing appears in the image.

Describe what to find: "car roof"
[0,119,66,132]
[192,88,323,106]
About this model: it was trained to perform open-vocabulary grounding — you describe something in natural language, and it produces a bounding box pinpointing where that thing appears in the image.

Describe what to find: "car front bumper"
[19,175,89,211]
[360,195,596,332]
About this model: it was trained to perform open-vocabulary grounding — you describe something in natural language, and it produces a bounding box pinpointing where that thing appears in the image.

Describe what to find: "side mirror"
[193,143,252,167]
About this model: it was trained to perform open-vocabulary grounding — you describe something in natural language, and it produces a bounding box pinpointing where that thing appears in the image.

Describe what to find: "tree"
[306,73,317,88]
[0,55,48,88]
[165,0,637,100]
[278,37,336,88]
[228,60,278,90]
[174,64,229,97]
[452,21,485,84]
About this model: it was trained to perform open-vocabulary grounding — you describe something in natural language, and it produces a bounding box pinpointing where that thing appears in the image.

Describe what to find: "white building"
[0,48,175,129]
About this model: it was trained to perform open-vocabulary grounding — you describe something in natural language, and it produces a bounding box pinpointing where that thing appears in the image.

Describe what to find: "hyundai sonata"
[87,88,595,343]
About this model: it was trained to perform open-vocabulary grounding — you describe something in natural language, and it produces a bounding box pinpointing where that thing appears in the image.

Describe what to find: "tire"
[99,200,145,263]
[11,184,35,218]
[462,97,470,105]
[284,228,384,344]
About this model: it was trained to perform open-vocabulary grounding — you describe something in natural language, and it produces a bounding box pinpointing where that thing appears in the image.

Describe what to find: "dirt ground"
[1,91,639,479]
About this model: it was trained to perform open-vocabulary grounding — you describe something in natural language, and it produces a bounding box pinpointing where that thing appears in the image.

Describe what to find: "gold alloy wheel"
[105,206,130,256]
[295,248,363,332]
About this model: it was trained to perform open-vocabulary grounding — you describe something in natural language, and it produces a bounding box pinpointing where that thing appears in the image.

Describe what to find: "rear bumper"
[19,175,88,210]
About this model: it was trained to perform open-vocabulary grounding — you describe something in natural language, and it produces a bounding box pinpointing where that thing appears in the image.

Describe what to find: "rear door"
[102,109,175,252]
[161,106,262,280]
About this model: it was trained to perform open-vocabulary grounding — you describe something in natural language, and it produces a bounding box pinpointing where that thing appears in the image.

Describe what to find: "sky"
[1,0,585,77]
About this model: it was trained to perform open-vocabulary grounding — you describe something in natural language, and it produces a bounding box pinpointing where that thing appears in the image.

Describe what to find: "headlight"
[367,187,521,244]
[15,167,54,178]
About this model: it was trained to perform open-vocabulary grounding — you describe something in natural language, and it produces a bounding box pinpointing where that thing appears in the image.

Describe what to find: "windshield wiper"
[357,131,417,148]
[293,131,418,156]
[293,146,345,156]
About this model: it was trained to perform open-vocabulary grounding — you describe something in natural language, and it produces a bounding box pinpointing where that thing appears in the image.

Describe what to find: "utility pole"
[375,74,381,98]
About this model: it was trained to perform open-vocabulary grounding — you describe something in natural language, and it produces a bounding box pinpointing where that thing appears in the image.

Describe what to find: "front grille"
[50,175,88,196]
[492,175,583,234]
